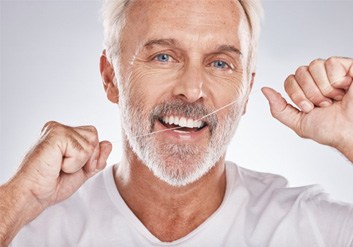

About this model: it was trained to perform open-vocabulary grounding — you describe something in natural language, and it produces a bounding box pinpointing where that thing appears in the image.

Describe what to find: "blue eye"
[212,60,229,69]
[155,54,171,62]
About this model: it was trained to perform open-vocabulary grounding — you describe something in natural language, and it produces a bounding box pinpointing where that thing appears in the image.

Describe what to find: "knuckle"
[46,121,67,134]
[86,136,98,146]
[76,125,99,145]
[45,121,58,128]
[309,58,324,69]
[325,56,339,66]
[86,125,98,134]
[42,121,58,133]
[295,66,308,78]
[86,126,99,143]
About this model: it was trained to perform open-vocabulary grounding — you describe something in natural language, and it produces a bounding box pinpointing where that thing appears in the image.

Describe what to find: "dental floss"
[133,99,240,138]
[113,79,345,141]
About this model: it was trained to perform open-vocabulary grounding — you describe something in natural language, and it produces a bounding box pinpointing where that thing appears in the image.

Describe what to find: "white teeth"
[179,117,187,127]
[170,116,175,125]
[162,115,204,129]
[186,119,192,128]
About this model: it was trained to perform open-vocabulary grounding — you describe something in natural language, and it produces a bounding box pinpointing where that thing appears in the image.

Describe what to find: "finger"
[64,125,100,173]
[262,87,304,135]
[57,142,111,203]
[284,75,314,113]
[308,59,345,100]
[74,125,99,146]
[60,133,95,174]
[39,122,95,173]
[82,141,112,174]
[96,141,112,171]
[83,144,100,173]
[42,122,94,153]
[325,57,353,92]
[60,125,100,173]
[294,66,332,107]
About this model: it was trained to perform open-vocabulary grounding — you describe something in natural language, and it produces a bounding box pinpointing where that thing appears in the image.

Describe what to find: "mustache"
[149,100,218,131]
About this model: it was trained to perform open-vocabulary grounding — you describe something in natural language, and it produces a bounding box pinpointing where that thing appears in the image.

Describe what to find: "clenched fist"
[262,57,353,162]
[0,122,112,245]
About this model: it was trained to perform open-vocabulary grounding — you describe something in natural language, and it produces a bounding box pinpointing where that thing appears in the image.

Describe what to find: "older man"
[1,0,353,246]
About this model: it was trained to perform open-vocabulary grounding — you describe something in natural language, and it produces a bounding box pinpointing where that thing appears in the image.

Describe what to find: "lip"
[154,119,210,142]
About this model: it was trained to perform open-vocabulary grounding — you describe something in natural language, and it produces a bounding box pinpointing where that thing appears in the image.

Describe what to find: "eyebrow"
[143,38,179,49]
[143,38,242,56]
[214,45,242,56]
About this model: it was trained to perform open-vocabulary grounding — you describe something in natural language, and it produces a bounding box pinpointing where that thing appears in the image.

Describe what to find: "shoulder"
[226,161,353,215]
[225,162,353,245]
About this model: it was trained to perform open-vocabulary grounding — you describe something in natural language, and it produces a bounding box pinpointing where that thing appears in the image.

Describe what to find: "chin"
[141,142,224,187]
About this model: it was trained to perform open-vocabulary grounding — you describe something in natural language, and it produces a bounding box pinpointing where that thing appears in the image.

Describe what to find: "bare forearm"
[0,180,42,246]
[334,130,353,163]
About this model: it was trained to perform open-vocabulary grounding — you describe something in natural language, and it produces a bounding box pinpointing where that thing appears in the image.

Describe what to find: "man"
[1,0,353,246]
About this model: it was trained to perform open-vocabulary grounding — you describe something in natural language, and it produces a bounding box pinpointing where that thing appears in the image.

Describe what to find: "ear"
[100,50,119,104]
[242,72,255,115]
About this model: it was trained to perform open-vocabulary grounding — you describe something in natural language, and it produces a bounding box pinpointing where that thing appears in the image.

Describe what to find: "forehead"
[123,0,250,53]
[127,0,244,25]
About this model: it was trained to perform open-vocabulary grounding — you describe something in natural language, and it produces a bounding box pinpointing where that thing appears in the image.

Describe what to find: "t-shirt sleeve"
[304,191,353,247]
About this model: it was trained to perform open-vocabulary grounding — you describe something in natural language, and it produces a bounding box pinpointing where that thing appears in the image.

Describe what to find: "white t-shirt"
[11,162,353,247]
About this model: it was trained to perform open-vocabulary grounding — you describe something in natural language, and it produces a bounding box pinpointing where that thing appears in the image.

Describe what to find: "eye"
[211,60,230,69]
[154,53,172,63]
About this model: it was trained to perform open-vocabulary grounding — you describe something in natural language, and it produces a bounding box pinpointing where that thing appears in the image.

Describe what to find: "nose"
[172,64,206,103]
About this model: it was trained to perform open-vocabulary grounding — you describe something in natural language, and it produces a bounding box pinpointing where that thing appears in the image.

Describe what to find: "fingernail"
[319,101,332,107]
[299,101,313,113]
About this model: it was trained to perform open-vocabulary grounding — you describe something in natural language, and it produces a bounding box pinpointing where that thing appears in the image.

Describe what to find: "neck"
[114,145,227,242]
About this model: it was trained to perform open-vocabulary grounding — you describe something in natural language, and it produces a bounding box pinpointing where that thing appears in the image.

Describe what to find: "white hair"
[102,0,263,72]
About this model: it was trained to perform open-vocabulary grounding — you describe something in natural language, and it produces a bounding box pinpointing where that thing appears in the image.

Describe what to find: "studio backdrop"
[1,0,353,203]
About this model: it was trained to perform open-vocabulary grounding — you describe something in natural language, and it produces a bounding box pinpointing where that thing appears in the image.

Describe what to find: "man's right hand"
[0,121,112,246]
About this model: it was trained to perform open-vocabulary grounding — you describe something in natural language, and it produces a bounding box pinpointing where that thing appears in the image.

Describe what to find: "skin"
[262,57,353,161]
[0,123,112,245]
[1,0,353,245]
[101,0,253,241]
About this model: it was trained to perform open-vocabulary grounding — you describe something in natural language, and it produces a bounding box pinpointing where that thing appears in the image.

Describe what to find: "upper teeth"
[162,116,204,128]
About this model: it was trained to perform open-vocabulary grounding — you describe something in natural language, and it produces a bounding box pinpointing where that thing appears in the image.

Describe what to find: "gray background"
[1,0,353,203]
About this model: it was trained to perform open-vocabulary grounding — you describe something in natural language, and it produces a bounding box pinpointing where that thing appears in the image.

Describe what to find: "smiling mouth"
[159,115,207,132]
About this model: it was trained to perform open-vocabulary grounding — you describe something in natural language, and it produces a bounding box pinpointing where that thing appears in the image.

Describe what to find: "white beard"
[119,91,240,187]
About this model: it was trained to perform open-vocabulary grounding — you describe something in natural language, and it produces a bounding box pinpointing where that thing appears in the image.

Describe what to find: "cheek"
[205,71,249,107]
[125,65,180,103]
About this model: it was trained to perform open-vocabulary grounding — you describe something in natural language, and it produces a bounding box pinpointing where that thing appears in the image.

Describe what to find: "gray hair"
[102,0,263,72]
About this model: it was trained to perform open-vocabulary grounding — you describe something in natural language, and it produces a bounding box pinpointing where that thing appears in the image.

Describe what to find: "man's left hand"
[262,57,353,162]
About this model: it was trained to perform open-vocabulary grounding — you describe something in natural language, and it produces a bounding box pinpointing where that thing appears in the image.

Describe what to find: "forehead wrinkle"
[143,38,179,50]
[124,0,250,66]
[142,38,242,57]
